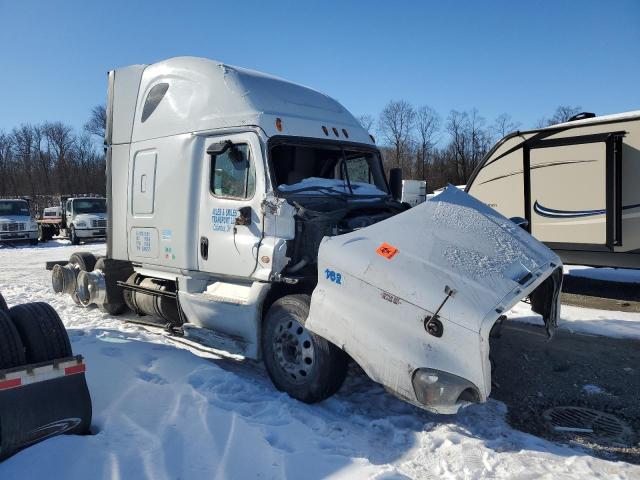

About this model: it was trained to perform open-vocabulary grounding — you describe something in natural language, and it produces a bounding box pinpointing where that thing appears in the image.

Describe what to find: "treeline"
[0,106,107,212]
[360,103,584,191]
[0,101,583,205]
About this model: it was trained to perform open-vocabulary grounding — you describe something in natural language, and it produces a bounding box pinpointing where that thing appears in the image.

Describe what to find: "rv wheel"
[9,302,72,364]
[262,294,347,403]
[0,310,27,369]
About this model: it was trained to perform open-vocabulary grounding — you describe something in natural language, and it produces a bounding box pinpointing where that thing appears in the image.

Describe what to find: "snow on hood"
[315,186,560,332]
[278,177,388,196]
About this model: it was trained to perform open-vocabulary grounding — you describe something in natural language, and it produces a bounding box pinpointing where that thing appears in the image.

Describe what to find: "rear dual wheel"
[262,294,348,403]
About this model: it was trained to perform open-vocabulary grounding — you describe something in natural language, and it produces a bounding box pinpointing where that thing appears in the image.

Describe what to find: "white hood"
[306,186,561,412]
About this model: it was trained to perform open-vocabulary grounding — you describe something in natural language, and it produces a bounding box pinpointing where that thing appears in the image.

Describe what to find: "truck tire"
[9,302,72,363]
[38,225,52,242]
[0,292,8,312]
[30,238,38,246]
[262,294,348,403]
[92,258,127,315]
[67,253,97,305]
[69,252,97,272]
[0,310,27,369]
[70,226,80,245]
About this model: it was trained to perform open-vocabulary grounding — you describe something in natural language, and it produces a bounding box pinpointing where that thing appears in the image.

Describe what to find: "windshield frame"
[267,136,390,199]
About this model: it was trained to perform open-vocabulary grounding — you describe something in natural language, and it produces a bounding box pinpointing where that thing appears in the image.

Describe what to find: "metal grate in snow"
[543,406,633,446]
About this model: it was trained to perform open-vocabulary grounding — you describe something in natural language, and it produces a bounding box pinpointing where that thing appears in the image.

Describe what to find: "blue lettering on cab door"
[212,208,238,232]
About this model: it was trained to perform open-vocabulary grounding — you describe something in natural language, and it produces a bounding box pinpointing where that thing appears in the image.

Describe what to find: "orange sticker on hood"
[376,242,399,259]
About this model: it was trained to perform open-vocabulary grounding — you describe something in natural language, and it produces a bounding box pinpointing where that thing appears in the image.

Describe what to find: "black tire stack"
[0,292,73,370]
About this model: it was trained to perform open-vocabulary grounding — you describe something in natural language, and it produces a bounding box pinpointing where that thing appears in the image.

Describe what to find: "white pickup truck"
[53,57,562,414]
[0,199,38,245]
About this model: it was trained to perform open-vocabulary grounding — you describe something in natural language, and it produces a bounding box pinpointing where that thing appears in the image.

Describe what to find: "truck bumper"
[0,231,37,242]
[75,228,107,239]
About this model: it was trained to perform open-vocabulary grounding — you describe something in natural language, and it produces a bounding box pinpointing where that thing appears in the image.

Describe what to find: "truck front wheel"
[262,294,348,403]
[70,226,80,245]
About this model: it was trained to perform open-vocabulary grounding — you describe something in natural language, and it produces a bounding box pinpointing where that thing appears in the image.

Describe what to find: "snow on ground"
[0,242,639,479]
[509,301,640,340]
[564,265,640,284]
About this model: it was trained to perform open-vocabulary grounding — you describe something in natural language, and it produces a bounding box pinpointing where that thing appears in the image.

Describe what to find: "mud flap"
[529,267,563,337]
[0,365,92,461]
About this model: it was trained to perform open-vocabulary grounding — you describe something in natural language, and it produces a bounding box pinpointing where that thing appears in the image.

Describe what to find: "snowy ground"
[564,265,640,284]
[0,241,639,479]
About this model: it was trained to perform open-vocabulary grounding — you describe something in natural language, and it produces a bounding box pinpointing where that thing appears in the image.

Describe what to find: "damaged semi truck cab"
[75,57,562,413]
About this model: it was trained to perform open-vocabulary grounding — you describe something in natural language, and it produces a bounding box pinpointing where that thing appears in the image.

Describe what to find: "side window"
[210,144,255,199]
[66,200,72,213]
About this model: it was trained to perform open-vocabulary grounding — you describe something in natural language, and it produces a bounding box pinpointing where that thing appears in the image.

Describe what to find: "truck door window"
[210,144,255,199]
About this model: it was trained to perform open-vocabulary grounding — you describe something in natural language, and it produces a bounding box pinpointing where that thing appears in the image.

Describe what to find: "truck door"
[526,132,624,249]
[198,132,265,278]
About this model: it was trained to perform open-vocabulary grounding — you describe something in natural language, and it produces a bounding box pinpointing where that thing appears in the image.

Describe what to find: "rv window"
[210,144,255,199]
[141,83,169,123]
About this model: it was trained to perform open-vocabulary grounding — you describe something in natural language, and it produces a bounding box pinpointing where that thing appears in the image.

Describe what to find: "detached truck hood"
[306,186,562,413]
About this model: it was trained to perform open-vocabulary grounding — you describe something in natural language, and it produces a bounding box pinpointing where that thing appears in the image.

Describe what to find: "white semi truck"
[38,196,108,245]
[0,199,38,245]
[54,57,562,413]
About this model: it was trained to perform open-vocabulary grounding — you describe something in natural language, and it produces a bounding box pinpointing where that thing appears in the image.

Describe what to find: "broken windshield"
[0,200,30,216]
[270,142,389,198]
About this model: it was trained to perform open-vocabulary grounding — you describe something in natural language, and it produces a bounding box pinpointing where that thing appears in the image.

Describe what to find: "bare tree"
[378,100,416,169]
[548,105,582,125]
[356,114,375,133]
[492,113,521,139]
[415,106,440,180]
[446,109,492,185]
[84,104,107,140]
[44,122,75,194]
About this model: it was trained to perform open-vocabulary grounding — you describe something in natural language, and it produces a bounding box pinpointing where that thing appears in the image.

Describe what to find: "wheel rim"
[273,317,315,384]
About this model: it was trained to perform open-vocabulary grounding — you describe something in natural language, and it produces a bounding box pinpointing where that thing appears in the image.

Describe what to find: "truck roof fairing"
[109,56,373,146]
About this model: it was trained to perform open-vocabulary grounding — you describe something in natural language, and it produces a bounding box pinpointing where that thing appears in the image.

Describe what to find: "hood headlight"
[75,221,87,228]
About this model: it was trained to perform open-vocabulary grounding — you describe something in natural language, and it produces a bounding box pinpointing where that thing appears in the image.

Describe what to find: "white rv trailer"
[467,111,640,269]
[54,57,562,414]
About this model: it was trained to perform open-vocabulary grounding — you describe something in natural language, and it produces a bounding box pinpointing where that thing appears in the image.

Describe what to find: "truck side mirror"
[235,206,252,226]
[206,140,233,155]
[389,168,403,201]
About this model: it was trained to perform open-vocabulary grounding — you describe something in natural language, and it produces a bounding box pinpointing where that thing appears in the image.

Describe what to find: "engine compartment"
[283,196,406,278]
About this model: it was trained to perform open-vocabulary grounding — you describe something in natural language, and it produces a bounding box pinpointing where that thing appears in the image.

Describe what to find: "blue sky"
[0,0,638,136]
